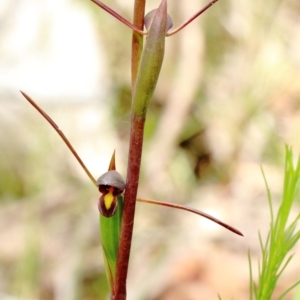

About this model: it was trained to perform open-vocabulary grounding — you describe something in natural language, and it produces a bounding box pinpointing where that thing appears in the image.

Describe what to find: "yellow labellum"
[104,187,115,210]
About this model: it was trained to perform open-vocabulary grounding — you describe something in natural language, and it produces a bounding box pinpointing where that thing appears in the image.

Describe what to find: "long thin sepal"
[166,0,219,36]
[137,198,243,236]
[20,91,96,186]
[90,0,146,35]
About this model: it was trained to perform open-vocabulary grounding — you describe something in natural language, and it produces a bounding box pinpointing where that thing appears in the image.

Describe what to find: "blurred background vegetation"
[1,0,300,299]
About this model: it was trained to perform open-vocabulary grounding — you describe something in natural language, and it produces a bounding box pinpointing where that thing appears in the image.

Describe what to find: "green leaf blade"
[100,195,124,293]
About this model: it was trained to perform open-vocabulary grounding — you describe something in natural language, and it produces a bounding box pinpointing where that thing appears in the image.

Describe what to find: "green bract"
[132,0,168,117]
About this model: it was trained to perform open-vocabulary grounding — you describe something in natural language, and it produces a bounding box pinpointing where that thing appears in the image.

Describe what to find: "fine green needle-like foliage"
[249,146,300,300]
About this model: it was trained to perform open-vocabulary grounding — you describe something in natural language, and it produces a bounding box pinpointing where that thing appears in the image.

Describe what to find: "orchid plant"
[20,0,244,299]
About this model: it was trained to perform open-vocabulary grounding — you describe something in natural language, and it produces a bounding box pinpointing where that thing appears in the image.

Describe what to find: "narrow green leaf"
[261,166,274,225]
[100,195,124,292]
[277,279,300,300]
[288,230,300,250]
[277,254,294,278]
[248,251,253,300]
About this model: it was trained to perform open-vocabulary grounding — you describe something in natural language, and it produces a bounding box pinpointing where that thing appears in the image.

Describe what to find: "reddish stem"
[113,1,146,298]
[131,0,146,90]
[114,116,145,299]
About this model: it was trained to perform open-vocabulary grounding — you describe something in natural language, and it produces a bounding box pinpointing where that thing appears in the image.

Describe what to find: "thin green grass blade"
[253,281,258,298]
[253,147,300,299]
[277,279,300,300]
[248,251,253,300]
[261,165,274,225]
[284,219,298,242]
[288,230,300,249]
[277,254,294,278]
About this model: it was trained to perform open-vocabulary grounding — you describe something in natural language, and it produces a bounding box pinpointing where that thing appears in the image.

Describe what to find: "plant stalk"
[114,116,145,299]
[131,0,146,90]
[114,1,146,298]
